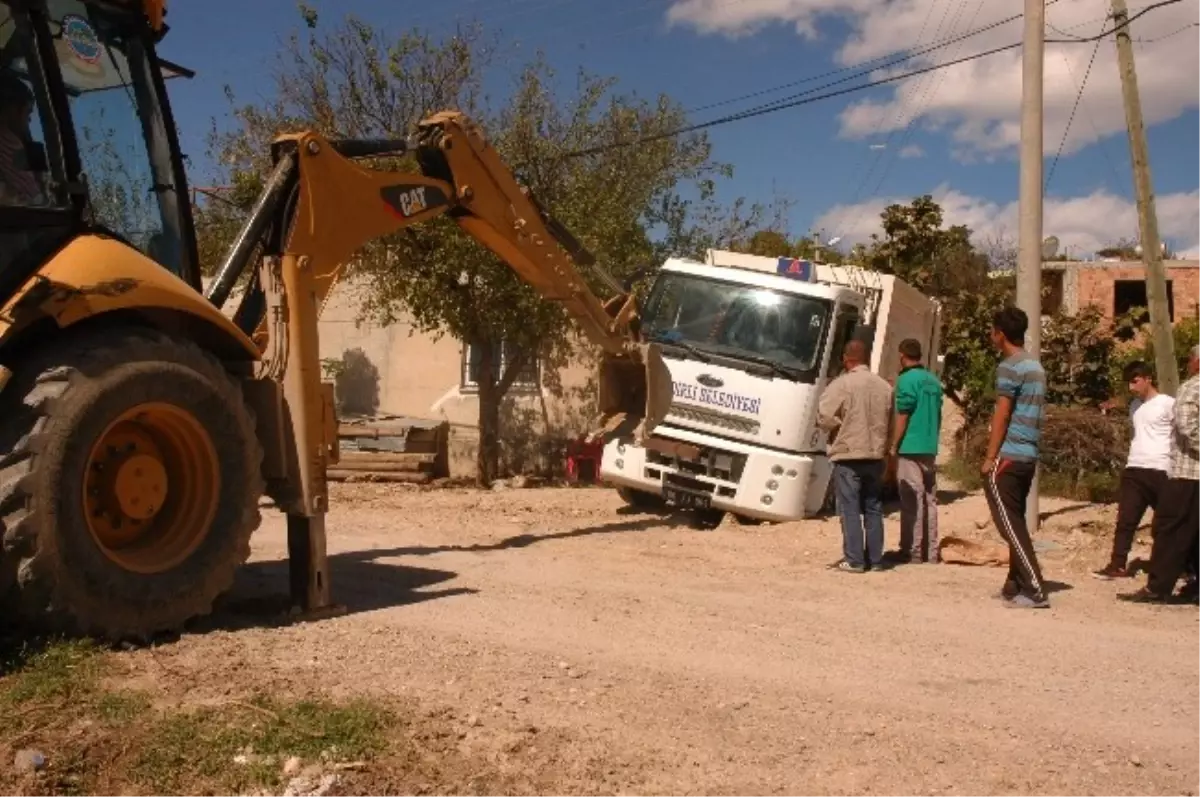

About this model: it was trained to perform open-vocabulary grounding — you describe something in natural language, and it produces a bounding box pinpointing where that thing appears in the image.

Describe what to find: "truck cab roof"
[659,257,864,308]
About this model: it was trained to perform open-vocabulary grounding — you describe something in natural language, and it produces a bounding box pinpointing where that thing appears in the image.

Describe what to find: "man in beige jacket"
[818,339,894,573]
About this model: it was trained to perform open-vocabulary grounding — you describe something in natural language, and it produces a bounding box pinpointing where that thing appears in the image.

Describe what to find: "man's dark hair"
[1122,360,1154,384]
[899,338,923,362]
[992,306,1028,346]
[0,71,33,109]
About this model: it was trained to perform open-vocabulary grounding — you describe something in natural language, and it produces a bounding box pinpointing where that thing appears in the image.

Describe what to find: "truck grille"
[646,444,747,483]
[666,404,761,435]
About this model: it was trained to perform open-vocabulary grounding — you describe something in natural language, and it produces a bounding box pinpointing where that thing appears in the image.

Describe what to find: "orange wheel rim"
[83,402,220,574]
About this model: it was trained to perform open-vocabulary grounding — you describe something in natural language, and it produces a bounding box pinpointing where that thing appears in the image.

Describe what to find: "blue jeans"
[833,459,885,568]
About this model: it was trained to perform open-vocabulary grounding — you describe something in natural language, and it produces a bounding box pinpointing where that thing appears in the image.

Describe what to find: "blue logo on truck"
[672,381,762,415]
[776,257,817,282]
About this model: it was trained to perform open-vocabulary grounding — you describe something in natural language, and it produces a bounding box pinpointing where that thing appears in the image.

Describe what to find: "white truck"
[599,248,941,523]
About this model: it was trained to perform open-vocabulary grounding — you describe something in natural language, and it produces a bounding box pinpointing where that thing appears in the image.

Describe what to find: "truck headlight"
[766,479,779,491]
[615,459,624,469]
[761,494,773,505]
[617,443,626,454]
[771,464,784,476]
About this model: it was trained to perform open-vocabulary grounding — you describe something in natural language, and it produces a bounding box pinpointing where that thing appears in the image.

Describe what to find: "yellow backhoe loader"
[0,0,670,640]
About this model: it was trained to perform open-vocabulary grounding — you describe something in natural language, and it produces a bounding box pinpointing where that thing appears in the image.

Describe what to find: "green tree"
[200,11,742,483]
[854,195,1011,420]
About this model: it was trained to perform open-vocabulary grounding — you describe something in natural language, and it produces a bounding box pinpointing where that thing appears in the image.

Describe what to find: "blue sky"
[157,0,1199,257]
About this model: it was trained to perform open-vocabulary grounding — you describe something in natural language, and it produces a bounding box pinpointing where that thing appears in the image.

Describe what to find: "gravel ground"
[119,483,1198,795]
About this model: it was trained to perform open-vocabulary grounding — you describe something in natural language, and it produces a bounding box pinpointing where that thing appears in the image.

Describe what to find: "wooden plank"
[327,469,432,483]
[332,462,430,474]
[337,452,436,466]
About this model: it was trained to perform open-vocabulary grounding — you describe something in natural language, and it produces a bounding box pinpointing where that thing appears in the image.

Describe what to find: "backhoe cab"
[0,0,668,641]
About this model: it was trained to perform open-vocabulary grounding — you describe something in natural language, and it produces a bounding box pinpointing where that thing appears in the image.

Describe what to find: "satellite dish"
[1040,235,1060,260]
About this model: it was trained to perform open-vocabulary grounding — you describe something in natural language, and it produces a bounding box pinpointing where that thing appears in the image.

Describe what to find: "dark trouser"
[897,455,939,562]
[833,459,885,569]
[1110,467,1167,567]
[1146,478,1200,597]
[984,458,1047,601]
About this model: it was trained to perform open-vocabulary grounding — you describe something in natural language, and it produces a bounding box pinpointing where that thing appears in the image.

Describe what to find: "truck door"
[822,303,860,379]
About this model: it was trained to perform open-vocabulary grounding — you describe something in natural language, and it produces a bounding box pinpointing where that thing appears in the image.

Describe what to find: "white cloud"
[898,144,925,159]
[666,0,1200,159]
[812,185,1200,257]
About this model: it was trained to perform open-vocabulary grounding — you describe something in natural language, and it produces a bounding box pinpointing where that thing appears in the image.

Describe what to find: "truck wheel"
[0,326,264,641]
[690,508,726,530]
[616,486,666,511]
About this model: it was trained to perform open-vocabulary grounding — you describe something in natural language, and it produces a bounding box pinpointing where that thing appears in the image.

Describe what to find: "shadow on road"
[358,514,693,559]
[1038,502,1098,522]
[193,554,477,635]
[189,515,683,634]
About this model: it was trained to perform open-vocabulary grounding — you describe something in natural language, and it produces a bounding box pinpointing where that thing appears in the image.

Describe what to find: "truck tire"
[0,326,264,641]
[616,486,666,511]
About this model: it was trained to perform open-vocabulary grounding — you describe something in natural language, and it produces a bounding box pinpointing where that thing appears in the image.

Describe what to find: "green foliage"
[1040,306,1119,407]
[862,195,990,297]
[849,194,1012,422]
[199,11,760,481]
[1137,314,1198,380]
[727,228,848,264]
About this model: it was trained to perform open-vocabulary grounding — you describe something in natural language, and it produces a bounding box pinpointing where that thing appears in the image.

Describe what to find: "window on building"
[1113,279,1174,324]
[461,340,539,391]
[1041,271,1064,316]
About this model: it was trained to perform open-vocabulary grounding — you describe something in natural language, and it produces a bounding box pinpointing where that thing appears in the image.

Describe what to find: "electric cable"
[562,0,1183,158]
[1045,33,1102,192]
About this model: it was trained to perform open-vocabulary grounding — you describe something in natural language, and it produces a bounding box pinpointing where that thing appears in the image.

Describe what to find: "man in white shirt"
[1093,361,1175,580]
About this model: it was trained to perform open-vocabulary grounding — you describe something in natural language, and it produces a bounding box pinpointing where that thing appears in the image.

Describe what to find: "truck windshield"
[642,272,830,372]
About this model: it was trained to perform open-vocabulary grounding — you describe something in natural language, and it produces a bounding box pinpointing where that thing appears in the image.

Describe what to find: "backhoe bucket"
[593,343,673,443]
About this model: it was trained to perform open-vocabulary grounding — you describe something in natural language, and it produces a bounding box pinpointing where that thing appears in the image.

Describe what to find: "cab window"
[0,2,66,209]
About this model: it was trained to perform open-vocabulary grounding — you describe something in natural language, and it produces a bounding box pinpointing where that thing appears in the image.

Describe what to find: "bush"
[955,406,1129,503]
[1110,314,1200,394]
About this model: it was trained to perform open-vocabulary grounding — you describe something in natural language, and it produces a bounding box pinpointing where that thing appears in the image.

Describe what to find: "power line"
[1046,31,1104,191]
[1056,32,1125,190]
[682,5,1024,116]
[859,0,988,208]
[564,41,1025,158]
[840,0,980,236]
[836,0,949,214]
[563,0,1183,158]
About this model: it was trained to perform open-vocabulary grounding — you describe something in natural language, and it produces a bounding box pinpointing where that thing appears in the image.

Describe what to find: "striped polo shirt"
[996,350,1045,462]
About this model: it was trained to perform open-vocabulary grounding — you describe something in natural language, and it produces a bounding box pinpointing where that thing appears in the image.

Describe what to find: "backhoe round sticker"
[62,14,101,64]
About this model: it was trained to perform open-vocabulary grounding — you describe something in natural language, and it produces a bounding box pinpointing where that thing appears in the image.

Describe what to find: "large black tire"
[0,325,264,640]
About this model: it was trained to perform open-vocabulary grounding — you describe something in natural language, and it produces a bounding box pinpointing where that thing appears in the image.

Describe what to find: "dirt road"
[120,484,1197,795]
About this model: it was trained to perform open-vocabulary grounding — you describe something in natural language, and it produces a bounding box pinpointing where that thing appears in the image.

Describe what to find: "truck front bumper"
[599,426,832,521]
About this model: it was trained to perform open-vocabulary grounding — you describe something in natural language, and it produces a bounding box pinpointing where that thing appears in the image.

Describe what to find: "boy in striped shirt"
[981,306,1050,609]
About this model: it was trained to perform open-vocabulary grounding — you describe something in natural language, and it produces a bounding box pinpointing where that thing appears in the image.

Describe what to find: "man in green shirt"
[890,338,944,563]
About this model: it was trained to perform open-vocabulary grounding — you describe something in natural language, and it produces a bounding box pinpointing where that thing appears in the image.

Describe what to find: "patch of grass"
[2,638,394,796]
[131,696,393,793]
[0,638,101,707]
[94,689,151,726]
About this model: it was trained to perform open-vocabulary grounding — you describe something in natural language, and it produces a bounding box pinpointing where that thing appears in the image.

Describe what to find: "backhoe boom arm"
[236,112,639,357]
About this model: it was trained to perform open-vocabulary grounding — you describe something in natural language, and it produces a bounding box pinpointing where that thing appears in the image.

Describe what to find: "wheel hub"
[114,453,168,520]
[82,402,220,574]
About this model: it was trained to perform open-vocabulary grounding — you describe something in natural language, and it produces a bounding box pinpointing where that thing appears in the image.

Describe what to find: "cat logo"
[396,187,427,217]
[380,183,449,220]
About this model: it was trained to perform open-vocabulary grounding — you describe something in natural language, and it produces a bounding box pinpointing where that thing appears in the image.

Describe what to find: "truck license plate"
[663,484,712,510]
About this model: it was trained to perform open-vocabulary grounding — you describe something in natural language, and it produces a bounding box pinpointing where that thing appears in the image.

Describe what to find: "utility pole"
[1111,0,1179,395]
[1017,0,1044,533]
